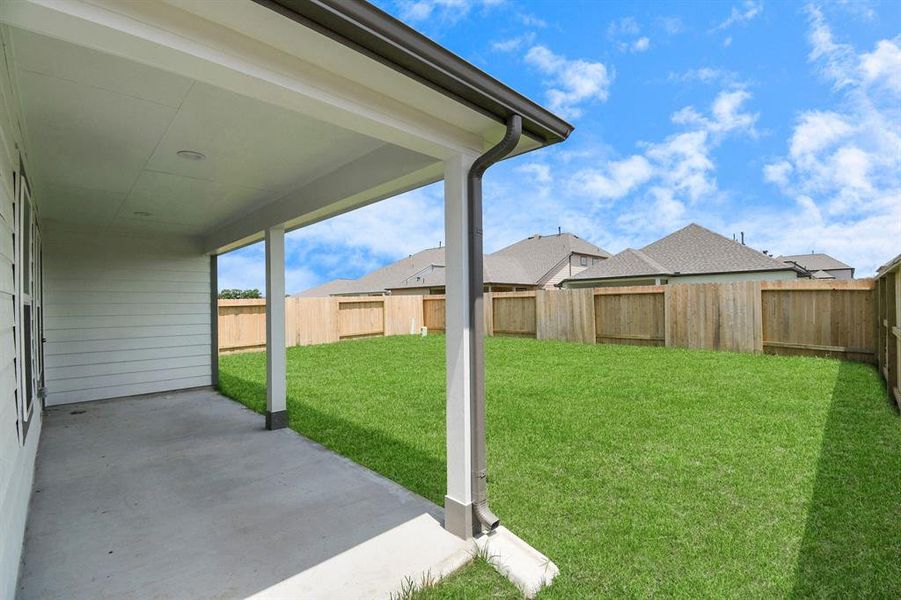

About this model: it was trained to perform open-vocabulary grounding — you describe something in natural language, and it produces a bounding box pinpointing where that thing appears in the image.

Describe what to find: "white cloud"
[763,160,793,187]
[289,188,444,261]
[570,155,653,200]
[607,17,652,53]
[670,67,727,84]
[516,12,547,28]
[671,89,758,135]
[712,1,763,32]
[632,37,651,52]
[860,37,901,94]
[759,5,901,274]
[607,17,641,38]
[806,5,858,89]
[645,130,717,202]
[524,45,612,119]
[658,16,685,35]
[217,247,320,296]
[788,111,853,159]
[573,88,757,211]
[492,32,535,53]
[516,163,552,185]
[396,0,498,24]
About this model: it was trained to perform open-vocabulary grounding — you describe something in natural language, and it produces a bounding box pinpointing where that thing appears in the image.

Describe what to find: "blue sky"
[219,0,901,293]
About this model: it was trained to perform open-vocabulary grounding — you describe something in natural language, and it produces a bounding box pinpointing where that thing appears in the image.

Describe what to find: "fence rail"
[218,280,878,365]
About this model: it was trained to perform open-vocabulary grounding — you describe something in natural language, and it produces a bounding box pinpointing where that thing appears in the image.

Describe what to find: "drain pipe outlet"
[467,114,522,534]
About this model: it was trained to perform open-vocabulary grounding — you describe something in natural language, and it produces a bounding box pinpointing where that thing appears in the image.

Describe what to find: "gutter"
[467,114,522,533]
[252,0,573,145]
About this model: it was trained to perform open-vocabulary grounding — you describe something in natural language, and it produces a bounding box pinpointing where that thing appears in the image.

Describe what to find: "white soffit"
[9,27,429,237]
[0,0,494,158]
[168,0,502,137]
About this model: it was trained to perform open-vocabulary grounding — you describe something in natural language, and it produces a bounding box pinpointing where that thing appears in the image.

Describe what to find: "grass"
[219,335,900,598]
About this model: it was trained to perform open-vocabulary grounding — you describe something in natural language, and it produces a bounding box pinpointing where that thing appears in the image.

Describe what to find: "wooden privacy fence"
[219,279,877,364]
[218,295,423,352]
[420,280,876,361]
[875,256,900,410]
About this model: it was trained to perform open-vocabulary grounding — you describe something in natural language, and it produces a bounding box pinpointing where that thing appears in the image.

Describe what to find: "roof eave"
[254,0,574,145]
[564,266,799,284]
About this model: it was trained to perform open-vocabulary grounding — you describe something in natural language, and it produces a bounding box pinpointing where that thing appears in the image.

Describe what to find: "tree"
[218,288,262,299]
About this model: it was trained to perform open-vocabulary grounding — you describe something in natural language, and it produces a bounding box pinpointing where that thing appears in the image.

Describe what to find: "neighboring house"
[775,253,855,279]
[561,223,804,288]
[297,232,610,296]
[0,1,572,597]
[294,277,358,297]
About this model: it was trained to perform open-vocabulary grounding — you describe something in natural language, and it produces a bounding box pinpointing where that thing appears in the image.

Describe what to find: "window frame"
[14,164,40,443]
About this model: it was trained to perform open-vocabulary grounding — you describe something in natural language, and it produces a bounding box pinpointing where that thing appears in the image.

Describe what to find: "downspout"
[467,114,522,534]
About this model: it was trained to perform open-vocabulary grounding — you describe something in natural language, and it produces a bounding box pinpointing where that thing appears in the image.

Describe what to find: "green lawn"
[219,335,900,598]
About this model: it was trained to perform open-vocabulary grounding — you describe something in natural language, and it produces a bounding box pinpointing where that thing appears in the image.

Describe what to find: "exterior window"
[580,256,588,266]
[13,167,41,443]
[592,258,600,265]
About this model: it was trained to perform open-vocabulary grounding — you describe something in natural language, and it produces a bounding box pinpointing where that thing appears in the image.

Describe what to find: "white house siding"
[43,228,212,405]
[0,42,41,599]
[543,254,600,289]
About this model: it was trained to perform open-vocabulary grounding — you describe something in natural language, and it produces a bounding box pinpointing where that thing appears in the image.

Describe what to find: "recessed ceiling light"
[133,211,152,217]
[176,150,206,161]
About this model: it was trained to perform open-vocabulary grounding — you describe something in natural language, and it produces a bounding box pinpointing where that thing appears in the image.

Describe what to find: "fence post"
[663,286,673,347]
[483,292,493,336]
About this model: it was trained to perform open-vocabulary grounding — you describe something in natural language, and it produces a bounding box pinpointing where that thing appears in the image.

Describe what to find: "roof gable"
[640,223,789,275]
[489,232,611,282]
[567,223,793,282]
[569,248,670,280]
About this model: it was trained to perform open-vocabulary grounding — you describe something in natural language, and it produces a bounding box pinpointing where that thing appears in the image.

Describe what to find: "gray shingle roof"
[567,223,792,282]
[387,233,609,290]
[573,248,670,279]
[295,232,611,295]
[810,270,836,279]
[348,246,446,294]
[489,233,610,283]
[775,253,852,271]
[294,278,358,297]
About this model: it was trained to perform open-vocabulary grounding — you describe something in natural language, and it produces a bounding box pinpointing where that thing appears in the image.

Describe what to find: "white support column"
[265,225,287,430]
[444,153,476,538]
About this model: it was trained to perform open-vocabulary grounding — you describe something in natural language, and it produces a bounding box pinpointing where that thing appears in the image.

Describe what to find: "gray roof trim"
[254,0,574,145]
[562,267,799,284]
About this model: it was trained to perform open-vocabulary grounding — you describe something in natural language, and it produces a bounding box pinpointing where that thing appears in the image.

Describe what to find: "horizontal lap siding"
[0,46,41,599]
[44,229,212,405]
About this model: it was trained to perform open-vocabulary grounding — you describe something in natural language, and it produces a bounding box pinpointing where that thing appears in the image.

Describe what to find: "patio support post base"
[444,495,474,539]
[265,410,287,430]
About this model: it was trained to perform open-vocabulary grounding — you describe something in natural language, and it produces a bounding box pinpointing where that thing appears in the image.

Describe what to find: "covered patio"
[0,1,571,597]
[19,388,470,599]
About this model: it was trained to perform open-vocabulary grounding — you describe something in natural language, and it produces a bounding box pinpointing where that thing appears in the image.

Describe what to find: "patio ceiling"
[9,27,432,243]
[1,0,548,254]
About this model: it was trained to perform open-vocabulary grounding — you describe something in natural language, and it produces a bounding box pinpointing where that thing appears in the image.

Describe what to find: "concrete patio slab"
[17,388,471,599]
